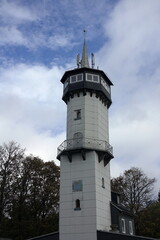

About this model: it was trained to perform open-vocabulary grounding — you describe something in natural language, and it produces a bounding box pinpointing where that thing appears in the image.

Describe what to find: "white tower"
[57,39,113,240]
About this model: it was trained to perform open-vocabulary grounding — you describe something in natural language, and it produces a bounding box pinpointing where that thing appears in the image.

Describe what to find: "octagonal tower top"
[60,37,113,107]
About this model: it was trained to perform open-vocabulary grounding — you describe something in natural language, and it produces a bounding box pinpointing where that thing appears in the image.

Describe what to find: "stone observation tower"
[57,37,113,240]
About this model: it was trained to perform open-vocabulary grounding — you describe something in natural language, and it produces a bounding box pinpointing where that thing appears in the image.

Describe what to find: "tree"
[10,156,60,240]
[0,142,60,240]
[111,167,155,215]
[137,201,160,238]
[0,142,24,225]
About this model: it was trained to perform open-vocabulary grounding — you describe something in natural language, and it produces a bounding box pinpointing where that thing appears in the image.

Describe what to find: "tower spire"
[81,29,89,68]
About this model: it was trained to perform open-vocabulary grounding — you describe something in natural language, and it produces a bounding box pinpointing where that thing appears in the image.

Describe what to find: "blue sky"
[0,0,160,196]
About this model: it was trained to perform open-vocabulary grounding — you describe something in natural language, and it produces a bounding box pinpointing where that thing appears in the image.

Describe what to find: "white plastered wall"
[60,91,111,240]
[95,160,111,231]
[67,92,109,142]
[59,152,111,240]
[59,152,97,240]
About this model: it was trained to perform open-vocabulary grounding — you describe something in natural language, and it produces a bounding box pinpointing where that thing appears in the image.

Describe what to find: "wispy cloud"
[0,0,39,23]
[0,26,27,45]
[0,0,113,50]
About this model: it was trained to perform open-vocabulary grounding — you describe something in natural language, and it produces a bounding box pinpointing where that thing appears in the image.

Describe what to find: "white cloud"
[96,0,160,194]
[0,63,66,162]
[0,64,63,100]
[0,1,45,48]
[0,0,111,49]
[48,34,73,49]
[0,0,39,22]
[0,26,27,45]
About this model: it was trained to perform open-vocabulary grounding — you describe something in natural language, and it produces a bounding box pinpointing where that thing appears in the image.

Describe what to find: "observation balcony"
[57,137,113,165]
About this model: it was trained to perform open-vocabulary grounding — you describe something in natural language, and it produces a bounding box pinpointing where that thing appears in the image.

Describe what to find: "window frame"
[70,74,83,83]
[72,180,83,192]
[70,75,76,83]
[77,74,83,82]
[64,78,69,88]
[74,109,81,120]
[117,195,120,204]
[121,218,126,233]
[101,77,110,92]
[93,75,99,82]
[129,221,133,235]
[86,73,99,83]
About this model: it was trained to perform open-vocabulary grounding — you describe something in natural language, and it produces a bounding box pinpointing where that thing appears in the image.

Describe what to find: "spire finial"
[83,29,86,41]
[81,29,89,68]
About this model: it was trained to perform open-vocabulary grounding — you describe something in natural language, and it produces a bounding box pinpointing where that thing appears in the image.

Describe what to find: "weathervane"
[83,29,87,40]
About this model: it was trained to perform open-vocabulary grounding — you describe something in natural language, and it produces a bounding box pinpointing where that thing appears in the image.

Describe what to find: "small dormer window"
[86,73,99,82]
[101,77,110,92]
[87,74,92,81]
[64,78,69,88]
[93,75,99,82]
[71,75,76,83]
[70,74,83,83]
[77,74,83,81]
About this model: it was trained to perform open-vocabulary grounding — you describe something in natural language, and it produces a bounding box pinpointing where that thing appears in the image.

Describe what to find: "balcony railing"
[57,137,113,157]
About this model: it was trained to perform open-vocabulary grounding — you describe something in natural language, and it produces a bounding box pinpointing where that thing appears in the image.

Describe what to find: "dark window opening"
[74,109,81,120]
[72,180,83,192]
[74,199,81,210]
[102,177,105,188]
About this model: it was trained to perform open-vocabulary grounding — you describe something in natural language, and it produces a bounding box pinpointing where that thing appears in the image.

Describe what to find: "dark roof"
[111,202,134,217]
[60,67,113,86]
[26,230,157,240]
[97,231,157,240]
[26,232,59,240]
[111,190,121,196]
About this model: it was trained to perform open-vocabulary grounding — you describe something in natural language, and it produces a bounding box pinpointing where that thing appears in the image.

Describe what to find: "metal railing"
[57,137,113,156]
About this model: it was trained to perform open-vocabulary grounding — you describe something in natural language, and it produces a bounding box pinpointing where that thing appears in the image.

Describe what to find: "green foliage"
[137,201,160,238]
[0,142,60,240]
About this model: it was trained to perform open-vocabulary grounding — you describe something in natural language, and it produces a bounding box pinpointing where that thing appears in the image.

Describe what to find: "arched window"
[73,132,83,139]
[74,199,81,210]
[121,218,126,233]
[129,221,133,235]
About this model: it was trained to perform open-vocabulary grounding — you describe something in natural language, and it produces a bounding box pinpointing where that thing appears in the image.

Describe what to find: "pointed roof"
[81,40,89,68]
